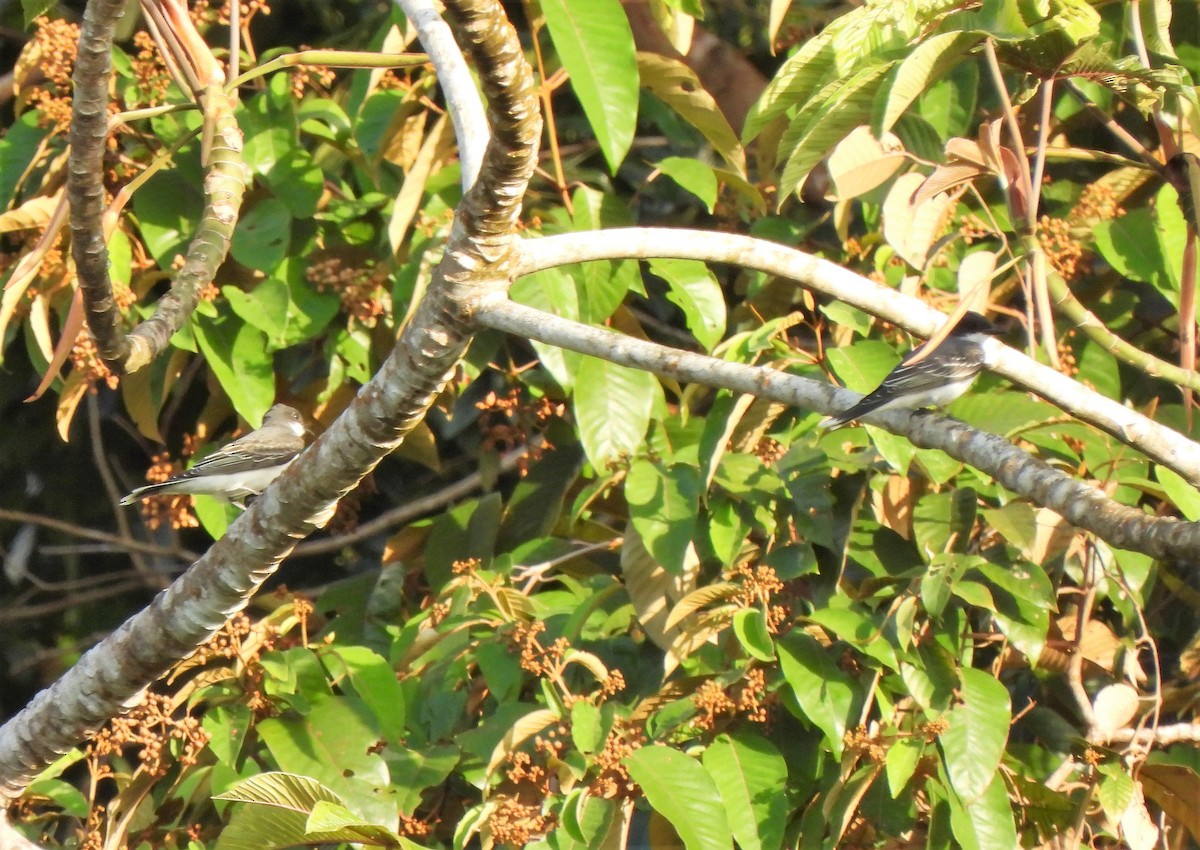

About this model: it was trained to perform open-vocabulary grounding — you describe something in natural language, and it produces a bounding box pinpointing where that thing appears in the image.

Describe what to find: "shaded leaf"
[639,53,745,173]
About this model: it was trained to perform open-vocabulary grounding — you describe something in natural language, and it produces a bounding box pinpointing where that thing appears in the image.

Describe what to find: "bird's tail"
[820,412,853,430]
[119,484,161,506]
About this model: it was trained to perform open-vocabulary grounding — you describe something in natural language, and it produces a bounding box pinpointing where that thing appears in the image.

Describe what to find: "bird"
[823,311,1004,429]
[120,404,308,507]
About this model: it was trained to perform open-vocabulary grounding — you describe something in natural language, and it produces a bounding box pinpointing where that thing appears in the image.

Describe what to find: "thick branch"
[0,0,538,805]
[69,4,248,374]
[515,228,1200,487]
[68,0,130,367]
[473,298,1200,562]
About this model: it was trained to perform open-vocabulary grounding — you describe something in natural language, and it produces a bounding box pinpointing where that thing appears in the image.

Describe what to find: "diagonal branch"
[513,228,1200,487]
[0,0,537,804]
[473,298,1200,562]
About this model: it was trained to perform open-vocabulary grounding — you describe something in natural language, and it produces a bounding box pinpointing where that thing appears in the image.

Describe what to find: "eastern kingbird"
[823,311,1003,429]
[120,404,308,506]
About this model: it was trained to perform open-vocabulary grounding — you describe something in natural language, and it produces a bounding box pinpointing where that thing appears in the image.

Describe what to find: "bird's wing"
[177,439,300,478]
[875,339,983,396]
[824,339,984,427]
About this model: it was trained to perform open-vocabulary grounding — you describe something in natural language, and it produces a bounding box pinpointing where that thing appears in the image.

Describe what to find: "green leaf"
[947,771,1017,850]
[626,459,701,575]
[826,340,899,393]
[0,112,46,207]
[214,772,341,850]
[1157,465,1200,521]
[779,63,894,198]
[647,258,726,351]
[223,271,339,352]
[382,745,460,816]
[231,198,292,273]
[133,170,204,270]
[203,704,252,767]
[938,668,1011,803]
[623,745,733,850]
[192,495,236,539]
[879,31,981,133]
[1096,762,1135,821]
[972,560,1055,610]
[256,695,393,823]
[570,701,606,754]
[701,732,787,850]
[192,311,275,427]
[561,789,616,849]
[22,0,56,27]
[510,266,579,389]
[574,354,658,466]
[26,778,87,818]
[885,737,923,797]
[912,490,977,560]
[323,645,406,743]
[305,799,404,845]
[732,608,776,661]
[639,55,746,173]
[777,631,859,757]
[1092,206,1176,293]
[805,603,899,670]
[541,0,639,172]
[265,149,325,218]
[657,157,719,213]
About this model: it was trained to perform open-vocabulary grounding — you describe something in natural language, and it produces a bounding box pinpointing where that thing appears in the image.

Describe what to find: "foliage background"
[3,0,1200,847]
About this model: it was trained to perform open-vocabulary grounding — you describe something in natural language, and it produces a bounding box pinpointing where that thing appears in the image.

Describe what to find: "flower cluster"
[476,389,563,470]
[589,719,644,799]
[70,331,120,392]
[20,17,79,133]
[88,692,209,778]
[135,451,199,531]
[1037,215,1084,280]
[307,256,388,327]
[131,31,174,107]
[733,563,788,632]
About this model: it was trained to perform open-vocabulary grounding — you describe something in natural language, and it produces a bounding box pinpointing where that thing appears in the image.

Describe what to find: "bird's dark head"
[952,311,1004,337]
[263,404,308,437]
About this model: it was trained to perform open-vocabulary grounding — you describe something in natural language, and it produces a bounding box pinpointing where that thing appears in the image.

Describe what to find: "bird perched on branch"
[823,311,1004,429]
[120,404,308,507]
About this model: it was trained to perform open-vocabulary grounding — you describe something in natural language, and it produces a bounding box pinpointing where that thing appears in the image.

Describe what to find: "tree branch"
[396,0,490,189]
[69,1,248,374]
[472,298,1200,562]
[514,228,1200,487]
[0,0,538,803]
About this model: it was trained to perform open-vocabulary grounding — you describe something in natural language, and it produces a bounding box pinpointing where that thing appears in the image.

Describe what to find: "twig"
[4,579,150,623]
[1067,548,1099,735]
[87,395,164,588]
[0,508,197,561]
[474,296,1200,562]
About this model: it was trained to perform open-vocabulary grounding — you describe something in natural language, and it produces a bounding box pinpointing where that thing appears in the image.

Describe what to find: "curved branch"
[1046,269,1200,392]
[397,0,490,189]
[69,3,248,374]
[0,0,539,805]
[514,228,1200,487]
[473,298,1200,561]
